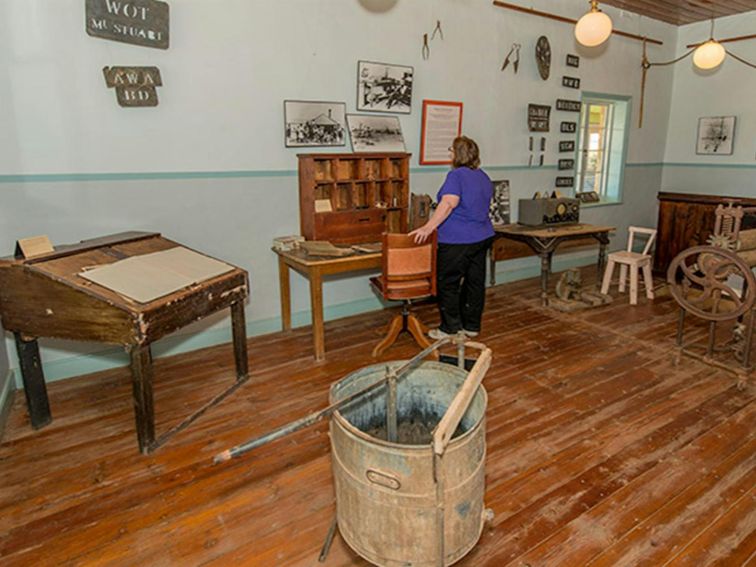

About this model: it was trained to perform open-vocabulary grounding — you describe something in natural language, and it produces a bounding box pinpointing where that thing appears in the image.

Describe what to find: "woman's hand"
[409,224,434,244]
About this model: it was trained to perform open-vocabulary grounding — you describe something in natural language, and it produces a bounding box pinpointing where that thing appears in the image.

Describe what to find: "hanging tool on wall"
[422,33,430,60]
[501,43,521,72]
[431,19,444,41]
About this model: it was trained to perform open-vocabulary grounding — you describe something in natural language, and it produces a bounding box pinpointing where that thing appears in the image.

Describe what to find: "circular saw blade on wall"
[535,35,551,80]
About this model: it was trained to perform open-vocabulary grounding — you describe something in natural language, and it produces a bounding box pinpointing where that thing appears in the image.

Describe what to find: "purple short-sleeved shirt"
[436,167,495,245]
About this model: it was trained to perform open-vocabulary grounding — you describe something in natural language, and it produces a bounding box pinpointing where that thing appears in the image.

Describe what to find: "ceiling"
[599,0,756,26]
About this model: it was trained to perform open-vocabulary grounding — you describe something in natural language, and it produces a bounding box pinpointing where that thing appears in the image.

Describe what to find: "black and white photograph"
[357,60,413,114]
[696,116,736,155]
[566,53,580,67]
[347,114,406,152]
[559,140,575,152]
[489,180,511,225]
[284,100,346,147]
[558,158,575,170]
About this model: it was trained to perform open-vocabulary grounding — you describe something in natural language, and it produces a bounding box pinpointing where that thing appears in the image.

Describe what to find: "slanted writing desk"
[0,232,249,454]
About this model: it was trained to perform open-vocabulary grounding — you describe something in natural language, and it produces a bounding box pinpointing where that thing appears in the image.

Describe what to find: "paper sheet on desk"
[79,247,234,303]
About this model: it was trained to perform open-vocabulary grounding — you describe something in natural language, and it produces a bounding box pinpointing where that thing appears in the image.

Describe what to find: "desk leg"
[598,240,608,284]
[231,301,249,381]
[310,267,325,361]
[14,333,51,429]
[539,253,552,307]
[279,255,292,331]
[130,345,156,455]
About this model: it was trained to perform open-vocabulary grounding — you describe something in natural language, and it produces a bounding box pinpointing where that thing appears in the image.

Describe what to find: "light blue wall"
[661,11,756,197]
[0,0,679,384]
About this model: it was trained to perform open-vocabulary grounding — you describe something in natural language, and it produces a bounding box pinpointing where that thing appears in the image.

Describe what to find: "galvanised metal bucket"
[329,360,488,566]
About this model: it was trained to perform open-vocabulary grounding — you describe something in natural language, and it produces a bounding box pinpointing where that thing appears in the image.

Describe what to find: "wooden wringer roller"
[667,203,756,384]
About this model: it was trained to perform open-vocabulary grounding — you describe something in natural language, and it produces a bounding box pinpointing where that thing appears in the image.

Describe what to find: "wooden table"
[0,232,249,454]
[274,247,381,361]
[493,223,615,306]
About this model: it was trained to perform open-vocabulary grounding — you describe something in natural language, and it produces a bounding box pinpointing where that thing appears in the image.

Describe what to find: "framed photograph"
[489,180,511,226]
[559,140,575,152]
[420,100,463,165]
[566,54,580,68]
[284,100,346,147]
[558,158,574,170]
[347,114,406,152]
[356,60,413,114]
[528,104,551,132]
[696,116,736,155]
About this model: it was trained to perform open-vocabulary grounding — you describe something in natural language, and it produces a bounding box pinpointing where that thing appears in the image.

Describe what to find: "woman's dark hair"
[451,136,480,169]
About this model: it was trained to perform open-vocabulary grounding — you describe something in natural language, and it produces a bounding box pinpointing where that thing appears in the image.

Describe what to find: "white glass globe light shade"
[693,40,726,70]
[575,10,613,47]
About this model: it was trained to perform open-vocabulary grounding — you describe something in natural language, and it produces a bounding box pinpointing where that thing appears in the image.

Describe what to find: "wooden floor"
[1,268,754,566]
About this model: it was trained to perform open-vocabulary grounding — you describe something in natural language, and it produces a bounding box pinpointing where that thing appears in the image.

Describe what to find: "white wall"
[0,0,677,380]
[661,10,756,197]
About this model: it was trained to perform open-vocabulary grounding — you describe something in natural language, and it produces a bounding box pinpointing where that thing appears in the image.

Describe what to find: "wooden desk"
[0,232,249,454]
[274,248,381,361]
[493,223,615,306]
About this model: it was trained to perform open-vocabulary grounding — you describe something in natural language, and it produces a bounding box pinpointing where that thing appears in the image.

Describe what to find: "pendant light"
[693,19,726,70]
[575,0,613,47]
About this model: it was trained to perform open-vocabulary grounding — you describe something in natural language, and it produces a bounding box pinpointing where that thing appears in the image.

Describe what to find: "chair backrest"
[627,226,657,256]
[378,232,437,300]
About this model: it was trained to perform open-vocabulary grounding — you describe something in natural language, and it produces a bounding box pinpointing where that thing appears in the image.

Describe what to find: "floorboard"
[0,267,753,566]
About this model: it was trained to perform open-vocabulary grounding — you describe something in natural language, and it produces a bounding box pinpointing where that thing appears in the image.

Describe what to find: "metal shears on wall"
[501,43,521,73]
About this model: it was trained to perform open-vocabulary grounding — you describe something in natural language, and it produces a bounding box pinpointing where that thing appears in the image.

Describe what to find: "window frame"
[574,92,632,205]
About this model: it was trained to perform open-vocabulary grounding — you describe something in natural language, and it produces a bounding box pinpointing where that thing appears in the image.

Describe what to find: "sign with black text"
[560,121,577,133]
[556,99,581,112]
[103,66,162,107]
[86,0,170,49]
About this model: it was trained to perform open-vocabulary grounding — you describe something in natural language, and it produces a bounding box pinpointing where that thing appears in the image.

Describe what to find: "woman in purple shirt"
[410,136,494,338]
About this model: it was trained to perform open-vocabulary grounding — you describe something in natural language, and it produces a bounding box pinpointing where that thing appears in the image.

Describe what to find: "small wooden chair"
[601,226,657,305]
[370,232,437,357]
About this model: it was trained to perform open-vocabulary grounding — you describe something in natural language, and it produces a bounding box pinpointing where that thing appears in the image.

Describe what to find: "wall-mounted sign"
[556,99,581,112]
[566,54,580,68]
[86,0,169,49]
[562,76,581,89]
[103,66,162,107]
[556,176,574,188]
[560,121,576,133]
[527,104,551,132]
[558,159,575,170]
[559,140,575,152]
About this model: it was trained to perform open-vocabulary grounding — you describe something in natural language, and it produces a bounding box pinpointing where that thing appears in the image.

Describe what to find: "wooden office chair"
[370,232,437,357]
[601,226,657,305]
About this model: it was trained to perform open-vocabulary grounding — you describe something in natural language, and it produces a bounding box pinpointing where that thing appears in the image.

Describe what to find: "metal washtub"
[213,337,493,566]
[330,358,489,566]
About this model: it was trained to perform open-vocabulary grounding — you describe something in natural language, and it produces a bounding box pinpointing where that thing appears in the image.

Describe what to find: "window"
[575,94,630,203]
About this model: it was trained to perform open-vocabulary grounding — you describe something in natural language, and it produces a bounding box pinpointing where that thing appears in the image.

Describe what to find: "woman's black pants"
[436,237,494,334]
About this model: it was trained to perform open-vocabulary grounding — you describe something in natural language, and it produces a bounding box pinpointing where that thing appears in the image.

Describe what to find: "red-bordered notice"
[419,100,463,165]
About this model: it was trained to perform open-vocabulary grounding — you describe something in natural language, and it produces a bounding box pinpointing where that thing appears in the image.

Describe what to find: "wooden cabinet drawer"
[314,209,387,244]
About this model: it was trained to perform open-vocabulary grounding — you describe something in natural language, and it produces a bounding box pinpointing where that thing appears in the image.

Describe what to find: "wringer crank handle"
[213,337,452,464]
